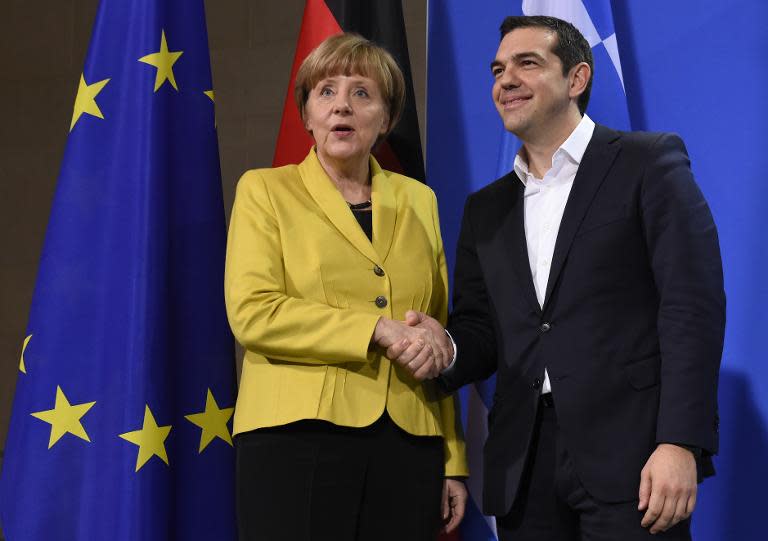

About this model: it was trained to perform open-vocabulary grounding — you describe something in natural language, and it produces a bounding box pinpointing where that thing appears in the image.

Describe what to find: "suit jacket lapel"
[371,158,396,262]
[543,125,621,309]
[497,173,542,315]
[298,149,381,264]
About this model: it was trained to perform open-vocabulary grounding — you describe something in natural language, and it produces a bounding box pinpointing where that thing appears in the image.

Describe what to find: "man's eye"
[492,68,503,77]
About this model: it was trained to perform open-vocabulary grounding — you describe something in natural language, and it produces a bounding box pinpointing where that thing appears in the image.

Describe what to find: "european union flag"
[0,1,236,539]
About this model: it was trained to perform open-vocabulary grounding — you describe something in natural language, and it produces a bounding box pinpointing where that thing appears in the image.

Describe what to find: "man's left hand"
[638,443,697,534]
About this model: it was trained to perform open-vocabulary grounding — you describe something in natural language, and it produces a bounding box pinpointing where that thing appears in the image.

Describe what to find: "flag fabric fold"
[0,1,236,539]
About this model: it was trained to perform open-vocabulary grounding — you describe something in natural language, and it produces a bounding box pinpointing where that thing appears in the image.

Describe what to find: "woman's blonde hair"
[294,33,406,139]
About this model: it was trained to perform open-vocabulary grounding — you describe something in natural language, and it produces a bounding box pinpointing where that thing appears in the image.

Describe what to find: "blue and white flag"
[427,2,629,540]
[0,1,236,539]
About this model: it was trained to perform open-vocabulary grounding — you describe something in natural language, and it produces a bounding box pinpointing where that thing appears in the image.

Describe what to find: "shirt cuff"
[441,329,458,374]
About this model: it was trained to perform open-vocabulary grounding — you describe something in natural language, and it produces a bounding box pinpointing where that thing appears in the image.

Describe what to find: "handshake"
[372,311,454,381]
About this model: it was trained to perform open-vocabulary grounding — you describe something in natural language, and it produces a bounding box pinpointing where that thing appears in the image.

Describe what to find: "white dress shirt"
[514,114,595,394]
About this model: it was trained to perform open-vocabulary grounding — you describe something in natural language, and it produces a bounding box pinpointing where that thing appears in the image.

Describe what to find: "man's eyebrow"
[491,51,547,69]
[513,51,547,62]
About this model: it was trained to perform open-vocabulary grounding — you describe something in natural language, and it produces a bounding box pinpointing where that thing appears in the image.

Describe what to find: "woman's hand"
[442,478,468,533]
[372,318,443,380]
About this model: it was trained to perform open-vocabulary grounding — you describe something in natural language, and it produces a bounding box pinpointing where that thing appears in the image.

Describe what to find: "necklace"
[347,200,372,210]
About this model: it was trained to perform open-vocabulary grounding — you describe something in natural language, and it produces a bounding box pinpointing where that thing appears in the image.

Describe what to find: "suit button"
[532,378,542,390]
[375,296,388,308]
[373,265,385,277]
[540,322,551,333]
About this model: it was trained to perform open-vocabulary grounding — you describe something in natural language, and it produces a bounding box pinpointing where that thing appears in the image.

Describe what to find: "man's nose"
[498,66,521,88]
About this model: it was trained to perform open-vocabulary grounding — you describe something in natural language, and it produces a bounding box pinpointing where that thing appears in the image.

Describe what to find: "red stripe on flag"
[273,0,342,167]
[372,140,404,175]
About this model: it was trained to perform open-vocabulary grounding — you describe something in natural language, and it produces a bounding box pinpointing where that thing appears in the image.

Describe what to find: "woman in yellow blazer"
[225,34,467,541]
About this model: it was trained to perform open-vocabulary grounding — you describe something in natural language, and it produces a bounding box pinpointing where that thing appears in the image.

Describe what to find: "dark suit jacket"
[442,125,725,515]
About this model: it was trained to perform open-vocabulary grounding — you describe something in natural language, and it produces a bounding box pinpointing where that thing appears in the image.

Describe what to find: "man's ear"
[569,62,591,100]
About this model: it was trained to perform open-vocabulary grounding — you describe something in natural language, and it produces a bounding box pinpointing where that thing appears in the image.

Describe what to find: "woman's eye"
[319,87,334,97]
[353,88,369,97]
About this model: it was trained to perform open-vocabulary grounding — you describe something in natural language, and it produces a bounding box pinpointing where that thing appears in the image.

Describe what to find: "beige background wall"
[0,0,426,498]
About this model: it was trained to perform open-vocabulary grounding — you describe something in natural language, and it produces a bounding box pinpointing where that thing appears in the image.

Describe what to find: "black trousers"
[235,413,444,541]
[496,396,692,541]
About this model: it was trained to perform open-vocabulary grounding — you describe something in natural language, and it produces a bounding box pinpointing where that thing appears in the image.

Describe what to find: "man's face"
[491,27,574,141]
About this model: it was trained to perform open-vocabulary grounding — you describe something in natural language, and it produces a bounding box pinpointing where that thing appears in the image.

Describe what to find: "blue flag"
[0,1,236,539]
[427,1,629,540]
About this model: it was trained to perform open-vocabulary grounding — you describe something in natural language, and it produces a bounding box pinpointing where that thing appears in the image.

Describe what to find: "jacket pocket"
[624,354,661,390]
[575,203,632,238]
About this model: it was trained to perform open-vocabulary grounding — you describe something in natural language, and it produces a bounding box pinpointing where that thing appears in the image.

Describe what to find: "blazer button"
[532,378,542,390]
[375,296,388,308]
[540,322,551,333]
[373,265,385,277]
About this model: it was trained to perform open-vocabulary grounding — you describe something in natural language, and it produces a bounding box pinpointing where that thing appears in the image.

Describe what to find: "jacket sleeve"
[442,195,499,392]
[640,133,725,455]
[429,191,468,476]
[225,170,381,365]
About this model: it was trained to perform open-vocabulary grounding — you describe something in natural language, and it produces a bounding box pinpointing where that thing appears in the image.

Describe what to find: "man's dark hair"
[499,16,593,115]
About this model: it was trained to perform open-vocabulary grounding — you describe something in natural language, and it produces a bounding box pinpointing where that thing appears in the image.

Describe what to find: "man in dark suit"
[390,15,725,541]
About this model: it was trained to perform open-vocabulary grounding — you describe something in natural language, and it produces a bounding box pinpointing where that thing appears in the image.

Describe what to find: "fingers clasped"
[373,312,453,381]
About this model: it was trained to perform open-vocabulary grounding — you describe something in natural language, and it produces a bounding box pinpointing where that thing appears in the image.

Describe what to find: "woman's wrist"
[371,317,392,346]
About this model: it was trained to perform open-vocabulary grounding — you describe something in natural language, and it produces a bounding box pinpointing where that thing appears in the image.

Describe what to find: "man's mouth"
[500,95,532,109]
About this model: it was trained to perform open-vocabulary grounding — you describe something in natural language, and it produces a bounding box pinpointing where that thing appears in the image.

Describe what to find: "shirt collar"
[513,114,596,185]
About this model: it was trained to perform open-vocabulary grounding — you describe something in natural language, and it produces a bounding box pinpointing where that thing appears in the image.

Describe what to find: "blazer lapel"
[497,173,542,315]
[370,157,397,262]
[543,125,621,308]
[298,149,381,264]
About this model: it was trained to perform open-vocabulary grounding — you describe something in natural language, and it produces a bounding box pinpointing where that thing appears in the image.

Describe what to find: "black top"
[351,208,372,241]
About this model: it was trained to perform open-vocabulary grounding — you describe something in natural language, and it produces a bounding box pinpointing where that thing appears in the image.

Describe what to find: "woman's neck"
[316,151,372,204]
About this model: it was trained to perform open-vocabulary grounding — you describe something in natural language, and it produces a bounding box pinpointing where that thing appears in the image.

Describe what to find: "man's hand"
[441,478,467,533]
[386,311,454,373]
[372,317,441,380]
[638,443,697,534]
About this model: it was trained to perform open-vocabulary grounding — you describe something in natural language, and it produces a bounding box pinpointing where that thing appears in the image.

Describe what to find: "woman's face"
[304,73,389,166]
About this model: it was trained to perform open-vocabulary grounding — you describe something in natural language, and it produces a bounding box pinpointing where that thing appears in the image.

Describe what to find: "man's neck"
[520,111,583,178]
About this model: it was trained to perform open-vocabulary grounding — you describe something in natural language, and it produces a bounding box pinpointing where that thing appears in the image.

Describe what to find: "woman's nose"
[333,96,351,114]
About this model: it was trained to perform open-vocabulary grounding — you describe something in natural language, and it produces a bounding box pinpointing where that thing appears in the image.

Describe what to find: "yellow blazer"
[225,149,467,476]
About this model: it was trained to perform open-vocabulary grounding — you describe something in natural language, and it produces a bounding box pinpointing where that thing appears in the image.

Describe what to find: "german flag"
[272,0,425,182]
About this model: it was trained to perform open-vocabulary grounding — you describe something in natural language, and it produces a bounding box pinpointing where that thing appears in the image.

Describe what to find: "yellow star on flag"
[70,74,110,131]
[30,386,96,449]
[185,389,234,452]
[203,90,214,102]
[19,334,32,374]
[138,30,183,92]
[119,405,172,472]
